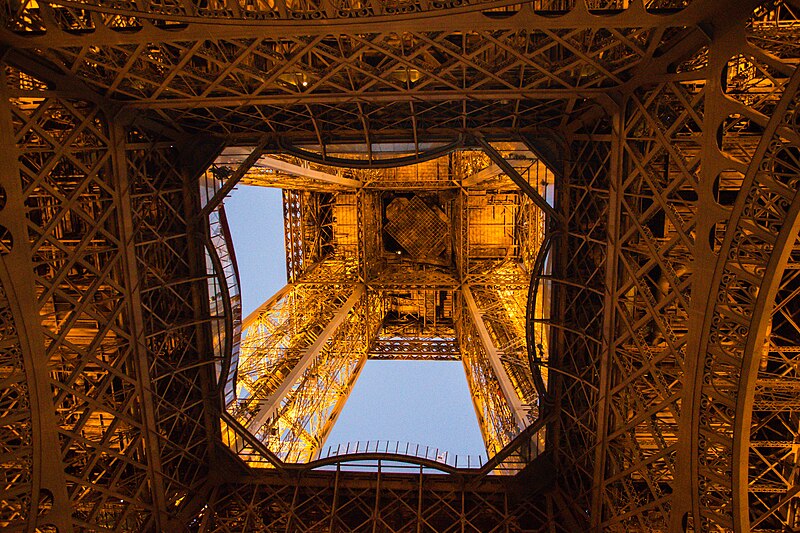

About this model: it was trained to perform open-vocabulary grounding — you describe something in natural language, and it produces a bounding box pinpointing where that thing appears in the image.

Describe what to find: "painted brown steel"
[2,0,800,531]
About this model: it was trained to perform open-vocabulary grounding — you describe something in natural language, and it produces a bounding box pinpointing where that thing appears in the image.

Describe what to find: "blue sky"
[223,185,485,459]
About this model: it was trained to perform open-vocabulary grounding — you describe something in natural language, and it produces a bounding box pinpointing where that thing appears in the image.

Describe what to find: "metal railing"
[201,172,243,406]
[316,440,486,469]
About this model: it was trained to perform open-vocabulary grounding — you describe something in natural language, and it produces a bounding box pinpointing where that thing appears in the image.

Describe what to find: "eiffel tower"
[219,148,550,464]
[1,1,799,531]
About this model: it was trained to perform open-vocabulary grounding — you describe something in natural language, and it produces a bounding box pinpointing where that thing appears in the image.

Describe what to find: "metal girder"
[368,337,461,360]
[0,70,73,533]
[534,4,800,532]
[712,70,800,533]
[22,0,726,24]
[0,2,706,147]
[202,467,568,532]
[200,136,270,219]
[735,217,800,533]
[252,155,363,189]
[461,162,506,188]
[462,284,529,430]
[0,73,221,530]
[108,120,170,528]
[0,2,721,47]
[460,159,545,188]
[245,284,365,432]
[588,93,621,529]
[475,136,561,223]
[231,273,379,463]
[282,189,307,282]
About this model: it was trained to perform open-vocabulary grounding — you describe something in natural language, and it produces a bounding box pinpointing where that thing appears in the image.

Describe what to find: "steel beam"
[241,283,294,329]
[0,70,72,533]
[199,135,271,219]
[473,137,560,223]
[251,156,363,189]
[246,284,365,431]
[589,96,622,528]
[460,160,538,188]
[121,90,607,109]
[312,350,369,455]
[462,284,528,430]
[0,1,725,48]
[109,120,170,528]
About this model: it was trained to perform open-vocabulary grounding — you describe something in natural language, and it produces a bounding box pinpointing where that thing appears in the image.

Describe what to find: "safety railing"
[200,172,243,406]
[316,440,486,470]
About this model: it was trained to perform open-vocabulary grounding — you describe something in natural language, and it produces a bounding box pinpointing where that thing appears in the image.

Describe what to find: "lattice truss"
[544,3,800,532]
[1,0,800,532]
[0,81,218,530]
[0,0,710,154]
[200,469,577,533]
[227,149,548,464]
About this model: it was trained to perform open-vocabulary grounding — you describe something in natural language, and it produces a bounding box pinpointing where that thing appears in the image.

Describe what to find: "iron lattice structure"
[217,148,548,464]
[0,0,799,532]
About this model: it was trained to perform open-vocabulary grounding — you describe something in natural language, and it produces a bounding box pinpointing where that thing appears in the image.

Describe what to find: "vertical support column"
[108,119,170,527]
[416,465,424,533]
[248,283,365,430]
[180,133,225,473]
[0,72,72,532]
[284,481,301,533]
[546,151,571,462]
[673,12,760,530]
[357,188,367,284]
[328,463,341,531]
[462,284,528,429]
[590,97,623,529]
[457,188,468,282]
[372,462,382,533]
[283,189,304,283]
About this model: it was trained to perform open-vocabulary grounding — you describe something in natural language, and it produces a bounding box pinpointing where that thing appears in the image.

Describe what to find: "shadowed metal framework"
[0,0,799,531]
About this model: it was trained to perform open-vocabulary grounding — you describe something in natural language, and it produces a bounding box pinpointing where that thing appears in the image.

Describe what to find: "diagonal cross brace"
[246,284,366,433]
[256,155,363,189]
[199,135,272,219]
[473,136,561,224]
[462,284,529,430]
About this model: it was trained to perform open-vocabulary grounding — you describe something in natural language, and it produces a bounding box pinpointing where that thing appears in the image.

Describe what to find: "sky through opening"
[223,184,486,459]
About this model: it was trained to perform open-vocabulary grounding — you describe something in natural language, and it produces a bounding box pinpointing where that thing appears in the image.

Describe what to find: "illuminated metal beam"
[241,283,293,330]
[474,137,560,223]
[311,350,369,455]
[200,136,271,219]
[462,284,528,430]
[368,338,460,360]
[461,160,536,188]
[253,156,363,189]
[461,164,503,188]
[246,284,365,431]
